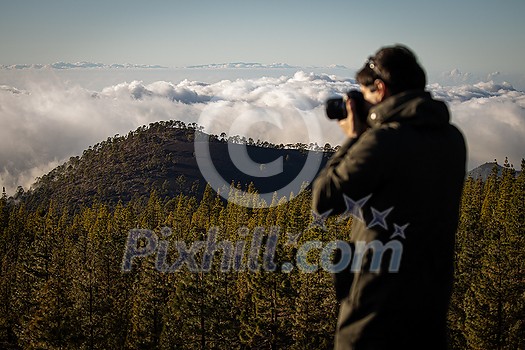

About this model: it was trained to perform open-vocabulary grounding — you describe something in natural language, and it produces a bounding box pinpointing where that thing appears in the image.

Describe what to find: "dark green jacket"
[312,90,466,349]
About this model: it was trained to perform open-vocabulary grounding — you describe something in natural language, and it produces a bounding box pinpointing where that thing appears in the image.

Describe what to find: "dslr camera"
[325,90,369,122]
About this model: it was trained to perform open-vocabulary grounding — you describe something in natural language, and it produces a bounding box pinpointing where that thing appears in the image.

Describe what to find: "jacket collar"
[367,90,450,128]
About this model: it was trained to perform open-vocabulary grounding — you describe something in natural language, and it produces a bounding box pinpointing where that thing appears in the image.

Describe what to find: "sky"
[1,0,524,76]
[0,0,524,195]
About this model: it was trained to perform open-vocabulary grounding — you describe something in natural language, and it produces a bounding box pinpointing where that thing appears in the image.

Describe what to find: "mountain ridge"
[19,120,332,211]
[467,161,522,181]
[0,62,168,70]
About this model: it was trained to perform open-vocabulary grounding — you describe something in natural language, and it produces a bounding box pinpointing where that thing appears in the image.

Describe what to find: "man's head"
[356,44,426,104]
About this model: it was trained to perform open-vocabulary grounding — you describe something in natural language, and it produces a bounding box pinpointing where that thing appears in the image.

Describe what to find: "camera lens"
[325,97,347,120]
[325,90,369,122]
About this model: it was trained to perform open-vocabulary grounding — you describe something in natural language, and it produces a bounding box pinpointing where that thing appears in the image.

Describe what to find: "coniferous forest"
[0,123,523,349]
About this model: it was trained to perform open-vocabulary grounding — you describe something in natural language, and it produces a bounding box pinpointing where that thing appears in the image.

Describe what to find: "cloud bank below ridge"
[0,71,523,195]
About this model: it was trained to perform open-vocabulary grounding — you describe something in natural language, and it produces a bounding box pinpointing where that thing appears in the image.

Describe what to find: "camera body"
[325,90,369,122]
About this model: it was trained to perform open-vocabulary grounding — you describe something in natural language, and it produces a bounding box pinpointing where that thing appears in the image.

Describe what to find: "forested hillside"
[448,159,525,349]
[0,120,523,349]
[0,157,523,349]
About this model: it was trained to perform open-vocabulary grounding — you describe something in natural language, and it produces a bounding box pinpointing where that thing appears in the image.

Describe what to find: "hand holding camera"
[325,90,371,138]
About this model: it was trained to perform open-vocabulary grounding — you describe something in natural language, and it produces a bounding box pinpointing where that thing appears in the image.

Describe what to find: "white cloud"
[437,82,525,169]
[0,72,523,195]
[438,68,475,85]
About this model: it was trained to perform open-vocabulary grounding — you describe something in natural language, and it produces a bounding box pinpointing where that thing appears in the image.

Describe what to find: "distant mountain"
[325,64,349,69]
[185,62,299,69]
[467,161,521,181]
[1,61,351,71]
[0,62,168,70]
[21,121,331,211]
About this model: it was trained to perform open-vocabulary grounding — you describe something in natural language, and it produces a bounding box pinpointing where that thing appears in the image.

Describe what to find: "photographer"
[312,45,466,349]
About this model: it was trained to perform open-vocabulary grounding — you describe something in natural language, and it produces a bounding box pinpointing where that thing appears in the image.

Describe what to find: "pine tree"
[462,160,525,349]
[448,176,483,348]
[24,208,81,349]
[109,201,137,345]
[0,202,23,347]
[463,165,500,348]
[139,191,164,230]
[507,159,525,349]
[14,203,60,348]
[126,254,165,350]
[502,159,525,348]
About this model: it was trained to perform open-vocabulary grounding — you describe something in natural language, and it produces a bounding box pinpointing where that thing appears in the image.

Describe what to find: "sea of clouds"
[0,69,524,195]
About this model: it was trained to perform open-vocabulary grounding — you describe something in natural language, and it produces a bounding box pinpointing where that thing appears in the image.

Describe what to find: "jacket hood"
[367,90,450,128]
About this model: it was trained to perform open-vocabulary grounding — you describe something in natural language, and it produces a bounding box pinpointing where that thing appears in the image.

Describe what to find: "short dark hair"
[356,44,426,94]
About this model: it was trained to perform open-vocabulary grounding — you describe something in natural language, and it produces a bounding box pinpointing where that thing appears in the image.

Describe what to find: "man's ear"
[374,79,389,99]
